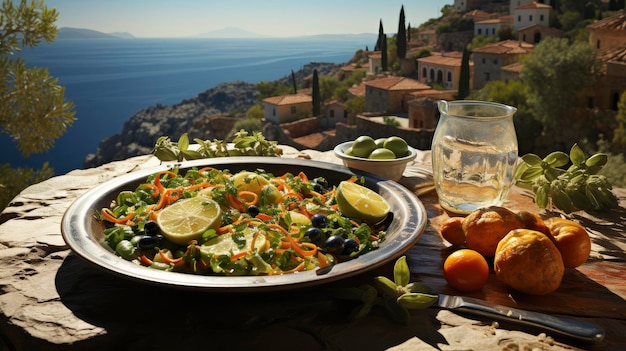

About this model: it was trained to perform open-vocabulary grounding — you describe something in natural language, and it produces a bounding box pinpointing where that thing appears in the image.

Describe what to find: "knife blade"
[436,294,605,343]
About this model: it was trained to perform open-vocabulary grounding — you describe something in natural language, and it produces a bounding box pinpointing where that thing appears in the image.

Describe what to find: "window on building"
[478,28,482,35]
[429,68,435,81]
[447,71,452,82]
[291,106,296,114]
[422,67,427,78]
[330,109,335,118]
[517,15,521,22]
[272,108,276,116]
[482,58,486,64]
[529,15,533,21]
[596,39,601,49]
[492,28,496,35]
[484,72,490,81]
[493,59,498,64]
[540,14,544,21]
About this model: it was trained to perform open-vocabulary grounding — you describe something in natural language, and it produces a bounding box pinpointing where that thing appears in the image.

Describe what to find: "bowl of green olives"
[333,136,417,181]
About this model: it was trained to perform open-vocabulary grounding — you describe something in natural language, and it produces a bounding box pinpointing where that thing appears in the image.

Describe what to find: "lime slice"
[336,181,390,224]
[200,228,267,257]
[156,196,222,245]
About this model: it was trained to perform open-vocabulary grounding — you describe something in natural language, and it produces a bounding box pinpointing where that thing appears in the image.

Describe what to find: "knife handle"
[456,296,605,343]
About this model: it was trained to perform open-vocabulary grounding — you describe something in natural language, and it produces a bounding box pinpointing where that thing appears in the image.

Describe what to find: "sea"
[2,35,376,176]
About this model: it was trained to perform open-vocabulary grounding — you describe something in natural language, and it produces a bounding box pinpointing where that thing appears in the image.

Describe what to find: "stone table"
[1,146,625,350]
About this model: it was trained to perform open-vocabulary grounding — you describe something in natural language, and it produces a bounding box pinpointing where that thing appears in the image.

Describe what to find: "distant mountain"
[194,27,268,38]
[57,27,135,39]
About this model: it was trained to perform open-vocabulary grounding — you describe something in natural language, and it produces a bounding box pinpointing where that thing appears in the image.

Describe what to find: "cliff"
[83,62,340,168]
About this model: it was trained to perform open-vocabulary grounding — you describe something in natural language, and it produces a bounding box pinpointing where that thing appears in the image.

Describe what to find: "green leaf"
[544,151,569,167]
[521,153,542,166]
[519,166,544,181]
[569,143,586,166]
[393,256,410,287]
[536,185,549,208]
[178,133,190,151]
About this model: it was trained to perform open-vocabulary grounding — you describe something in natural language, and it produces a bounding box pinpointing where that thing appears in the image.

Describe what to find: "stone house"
[513,1,551,31]
[471,39,534,89]
[416,51,473,90]
[586,11,626,110]
[363,76,431,113]
[322,100,352,127]
[518,23,563,44]
[368,51,383,75]
[474,17,513,38]
[263,93,312,124]
[510,0,554,18]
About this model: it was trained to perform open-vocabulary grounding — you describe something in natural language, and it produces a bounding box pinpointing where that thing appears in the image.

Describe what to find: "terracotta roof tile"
[348,83,366,96]
[502,62,523,73]
[263,93,311,105]
[417,52,469,67]
[364,76,430,91]
[587,11,626,31]
[472,40,534,54]
[516,1,552,10]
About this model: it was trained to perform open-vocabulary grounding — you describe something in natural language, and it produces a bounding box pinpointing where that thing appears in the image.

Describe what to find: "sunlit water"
[2,36,375,175]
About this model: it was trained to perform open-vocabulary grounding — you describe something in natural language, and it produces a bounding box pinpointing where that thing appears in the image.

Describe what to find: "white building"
[513,2,552,30]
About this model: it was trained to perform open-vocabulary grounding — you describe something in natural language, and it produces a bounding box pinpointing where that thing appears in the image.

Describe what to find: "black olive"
[247,205,260,217]
[324,235,345,254]
[313,182,324,193]
[342,238,359,255]
[305,227,322,242]
[137,235,163,250]
[144,220,160,236]
[311,213,329,228]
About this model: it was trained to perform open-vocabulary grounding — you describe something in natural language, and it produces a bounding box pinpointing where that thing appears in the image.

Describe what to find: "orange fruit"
[443,249,489,292]
[494,229,564,295]
[462,206,525,257]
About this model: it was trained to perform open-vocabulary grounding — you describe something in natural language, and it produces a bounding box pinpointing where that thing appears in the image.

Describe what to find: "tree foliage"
[612,91,626,150]
[456,45,470,100]
[1,0,76,211]
[312,69,320,116]
[520,37,596,130]
[396,5,406,59]
[1,0,75,157]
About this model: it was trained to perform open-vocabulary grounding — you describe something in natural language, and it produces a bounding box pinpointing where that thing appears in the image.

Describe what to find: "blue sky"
[46,0,452,38]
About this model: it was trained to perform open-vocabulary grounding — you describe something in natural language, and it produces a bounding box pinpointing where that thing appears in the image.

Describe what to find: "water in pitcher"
[433,135,518,214]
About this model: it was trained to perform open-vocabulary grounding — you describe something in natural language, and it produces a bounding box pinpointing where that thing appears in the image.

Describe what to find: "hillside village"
[260,0,626,155]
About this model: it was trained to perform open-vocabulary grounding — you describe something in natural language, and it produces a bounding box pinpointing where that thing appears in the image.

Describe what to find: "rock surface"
[83,62,341,169]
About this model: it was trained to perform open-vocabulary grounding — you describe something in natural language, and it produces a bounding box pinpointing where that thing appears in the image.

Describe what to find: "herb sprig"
[514,143,618,213]
[151,130,282,162]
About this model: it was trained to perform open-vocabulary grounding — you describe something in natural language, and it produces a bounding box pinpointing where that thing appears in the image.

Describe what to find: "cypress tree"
[375,19,384,51]
[397,6,406,59]
[291,70,297,94]
[457,44,471,100]
[381,33,388,71]
[407,22,411,42]
[312,69,320,116]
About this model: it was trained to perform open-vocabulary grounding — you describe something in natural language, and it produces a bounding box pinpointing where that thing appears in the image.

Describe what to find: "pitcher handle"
[438,100,449,114]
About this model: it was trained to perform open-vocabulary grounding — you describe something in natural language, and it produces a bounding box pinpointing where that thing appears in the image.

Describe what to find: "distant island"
[57,27,135,39]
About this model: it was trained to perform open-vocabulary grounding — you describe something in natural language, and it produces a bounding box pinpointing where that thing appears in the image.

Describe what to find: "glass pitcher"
[431,100,518,214]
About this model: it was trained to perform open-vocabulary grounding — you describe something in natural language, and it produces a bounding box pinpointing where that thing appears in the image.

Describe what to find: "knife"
[436,294,605,344]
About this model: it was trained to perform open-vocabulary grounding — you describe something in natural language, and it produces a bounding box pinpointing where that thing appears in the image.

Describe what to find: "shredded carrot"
[308,190,326,203]
[217,224,234,234]
[226,193,245,212]
[281,261,305,274]
[139,255,153,266]
[288,234,318,257]
[267,223,289,235]
[158,250,183,265]
[153,171,178,194]
[275,192,303,204]
[317,252,329,269]
[238,190,258,206]
[230,251,248,261]
[255,213,273,221]
[198,167,217,174]
[101,208,136,224]
[184,182,212,191]
[297,171,309,182]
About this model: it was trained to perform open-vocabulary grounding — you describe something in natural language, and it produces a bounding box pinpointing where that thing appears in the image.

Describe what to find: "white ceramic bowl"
[333,141,417,181]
